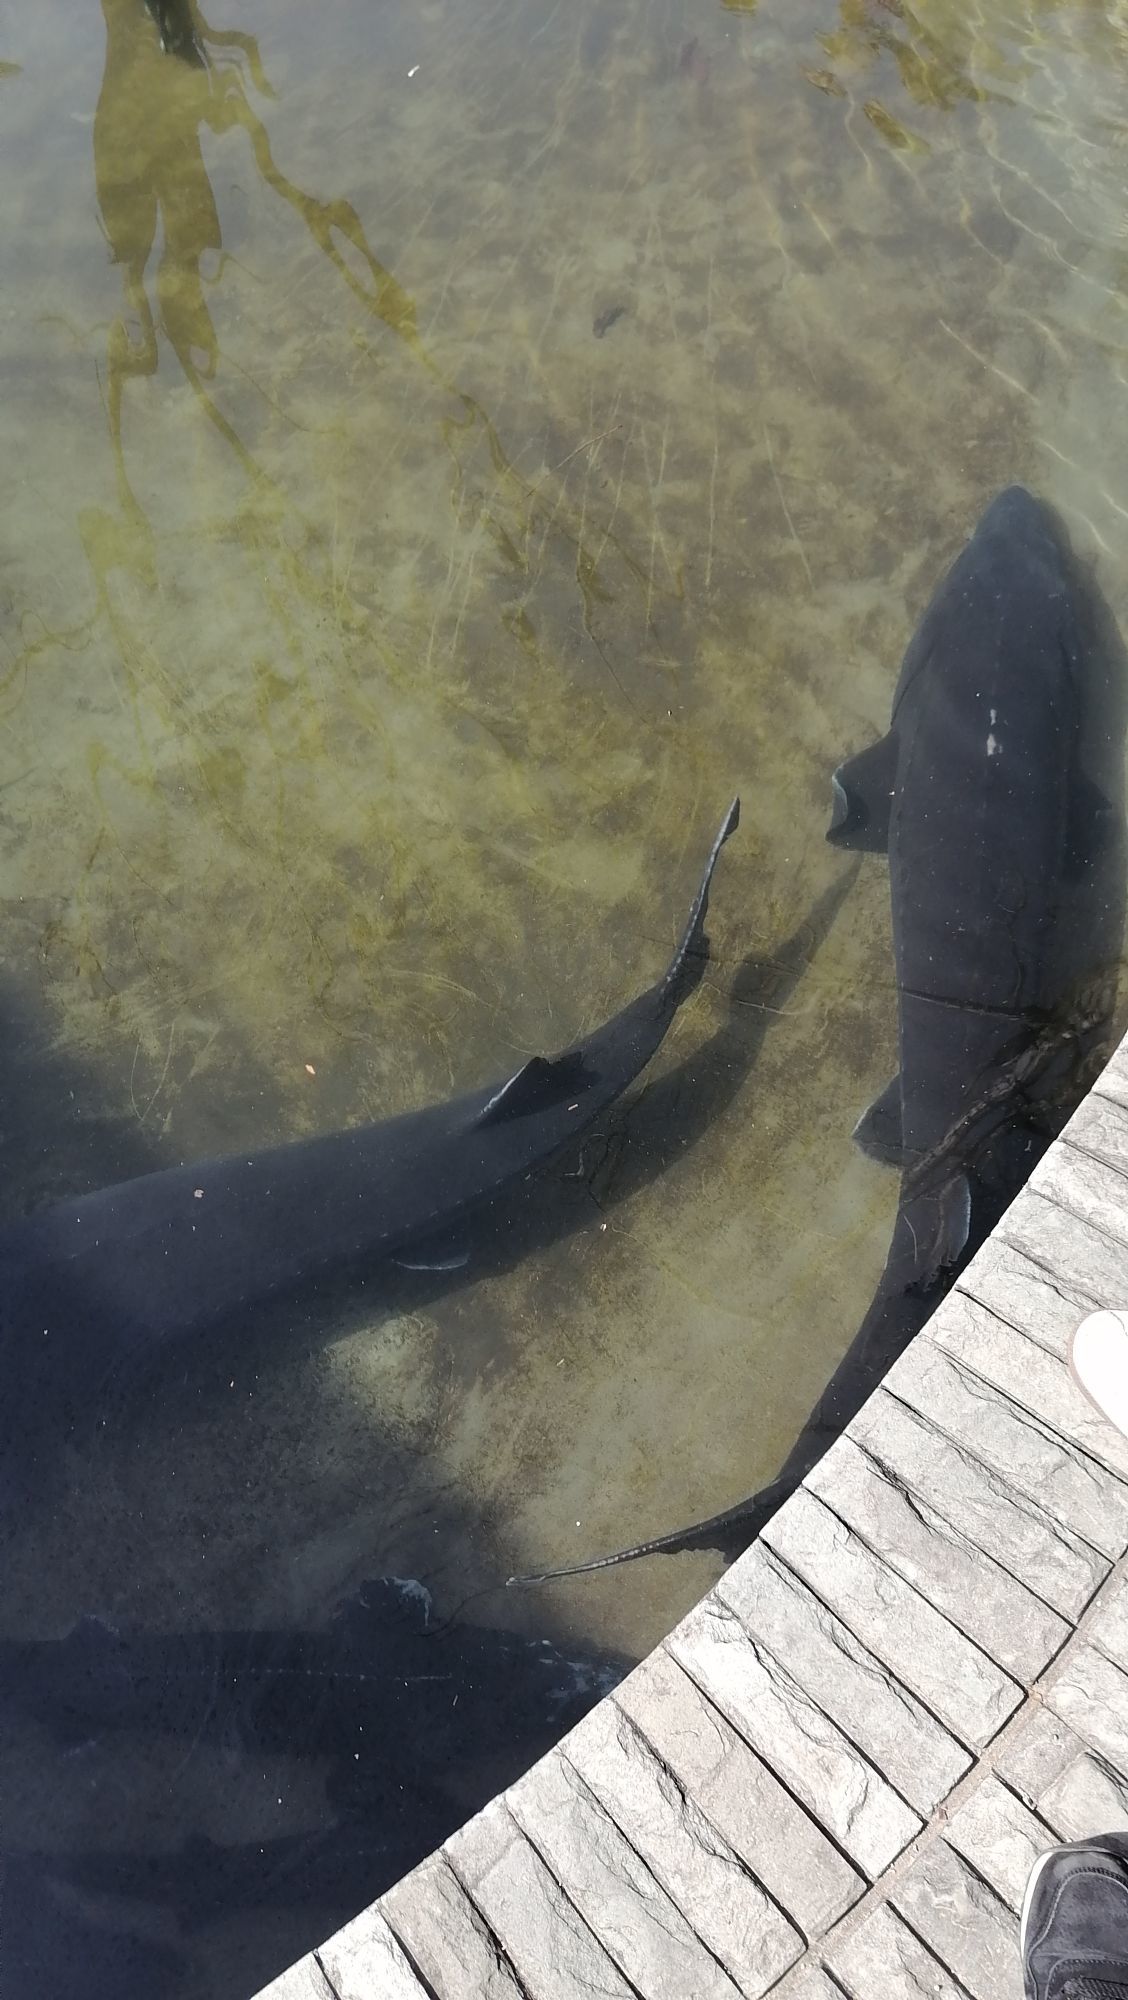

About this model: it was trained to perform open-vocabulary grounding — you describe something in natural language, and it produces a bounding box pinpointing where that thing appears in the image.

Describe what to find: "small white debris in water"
[987,733,1000,757]
[567,1101,579,1111]
[305,1063,316,1075]
[408,63,420,76]
[600,1222,607,1231]
[194,1188,204,1199]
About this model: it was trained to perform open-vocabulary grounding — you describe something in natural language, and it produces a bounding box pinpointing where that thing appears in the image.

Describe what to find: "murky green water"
[2,0,1128,1991]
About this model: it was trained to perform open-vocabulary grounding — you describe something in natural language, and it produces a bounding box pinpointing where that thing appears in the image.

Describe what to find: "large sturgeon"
[514,486,1126,1582]
[4,801,738,1474]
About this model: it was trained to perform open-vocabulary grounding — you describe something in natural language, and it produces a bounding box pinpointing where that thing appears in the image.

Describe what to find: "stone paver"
[614,1648,864,1935]
[254,1045,1128,2000]
[761,1488,1021,1749]
[804,1434,1067,1682]
[718,1539,971,1810]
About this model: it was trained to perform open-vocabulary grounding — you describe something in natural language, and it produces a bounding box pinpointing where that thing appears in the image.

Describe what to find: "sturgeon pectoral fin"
[475,1050,591,1128]
[391,1227,471,1272]
[853,1076,904,1165]
[909,1172,972,1291]
[826,733,898,852]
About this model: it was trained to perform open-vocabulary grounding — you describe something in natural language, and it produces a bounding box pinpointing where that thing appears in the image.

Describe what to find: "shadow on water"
[0,849,855,1998]
[0,1578,628,1999]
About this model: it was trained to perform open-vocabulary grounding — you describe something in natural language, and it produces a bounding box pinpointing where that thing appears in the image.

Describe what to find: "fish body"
[518,487,1126,1581]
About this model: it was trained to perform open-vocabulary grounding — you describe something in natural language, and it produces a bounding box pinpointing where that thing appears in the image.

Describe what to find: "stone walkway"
[258,1035,1128,2000]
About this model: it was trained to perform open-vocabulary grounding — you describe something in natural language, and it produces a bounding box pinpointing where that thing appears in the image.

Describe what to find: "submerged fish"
[514,485,1127,1581]
[3,802,737,1479]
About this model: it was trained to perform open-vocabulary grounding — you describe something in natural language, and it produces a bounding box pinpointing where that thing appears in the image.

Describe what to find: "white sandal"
[1069,1309,1128,1443]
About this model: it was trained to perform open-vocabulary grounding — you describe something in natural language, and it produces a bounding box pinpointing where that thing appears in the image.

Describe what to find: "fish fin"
[507,1478,789,1584]
[1065,770,1121,882]
[659,796,741,1008]
[853,1076,904,1165]
[827,734,898,852]
[909,1173,972,1292]
[475,1050,591,1128]
[392,1226,471,1272]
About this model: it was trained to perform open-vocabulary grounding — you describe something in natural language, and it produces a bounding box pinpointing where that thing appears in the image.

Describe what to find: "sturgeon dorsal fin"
[827,732,898,852]
[475,1050,590,1128]
[853,1075,904,1165]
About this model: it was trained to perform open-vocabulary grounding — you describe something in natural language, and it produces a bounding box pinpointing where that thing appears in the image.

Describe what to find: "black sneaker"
[1022,1836,1128,1997]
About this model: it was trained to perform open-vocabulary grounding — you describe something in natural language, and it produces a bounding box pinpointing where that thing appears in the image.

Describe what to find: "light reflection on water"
[1,0,1128,1991]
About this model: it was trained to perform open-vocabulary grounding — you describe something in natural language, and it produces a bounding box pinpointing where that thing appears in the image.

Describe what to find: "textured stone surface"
[995,1710,1091,1813]
[1039,1749,1128,1841]
[446,1797,634,2000]
[563,1697,802,1995]
[885,1337,1124,1558]
[318,1908,436,1998]
[1055,1091,1128,1183]
[786,1971,848,2000]
[828,1901,977,2000]
[669,1595,921,1877]
[929,1290,1128,1488]
[849,1388,1106,1618]
[998,1190,1128,1335]
[806,1434,1067,1682]
[381,1854,525,1999]
[615,1648,863,1936]
[761,1489,1021,1749]
[1090,1571,1128,1672]
[506,1751,746,2000]
[1032,1140,1128,1260]
[255,1963,336,2000]
[1045,1642,1128,1772]
[719,1541,970,1810]
[891,1842,1020,2000]
[958,1234,1097,1360]
[944,1776,1054,1914]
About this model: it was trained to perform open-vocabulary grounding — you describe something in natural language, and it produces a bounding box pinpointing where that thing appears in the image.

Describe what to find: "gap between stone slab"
[764,1534,1128,1998]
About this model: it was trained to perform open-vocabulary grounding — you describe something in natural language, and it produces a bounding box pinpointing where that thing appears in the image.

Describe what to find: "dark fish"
[0,1578,626,1995]
[142,0,205,65]
[515,485,1127,1581]
[3,803,737,1472]
[593,303,627,338]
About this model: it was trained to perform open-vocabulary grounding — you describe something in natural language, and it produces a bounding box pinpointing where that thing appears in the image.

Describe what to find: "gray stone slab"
[1057,1089,1128,1182]
[255,1963,335,2000]
[563,1699,802,1995]
[1045,1641,1128,1775]
[381,1854,525,1999]
[828,1902,976,2000]
[446,1797,634,2000]
[1032,1140,1128,1259]
[319,1908,436,1998]
[668,1596,920,1878]
[1089,1571,1128,1672]
[1039,1748,1128,1840]
[506,1751,746,2000]
[761,1489,1021,1749]
[886,1337,1123,1559]
[849,1389,1106,1620]
[718,1540,970,1810]
[944,1776,1055,1913]
[958,1234,1096,1359]
[786,1972,847,2000]
[1093,1038,1128,1109]
[891,1842,1020,2000]
[998,1190,1128,1330]
[928,1289,1128,1489]
[614,1649,863,1937]
[805,1433,1068,1681]
[995,1709,1092,1813]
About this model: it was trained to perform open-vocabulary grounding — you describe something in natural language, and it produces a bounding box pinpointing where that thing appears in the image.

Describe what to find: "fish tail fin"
[506,1473,785,1585]
[660,796,740,1009]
